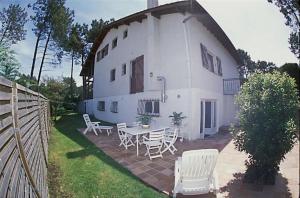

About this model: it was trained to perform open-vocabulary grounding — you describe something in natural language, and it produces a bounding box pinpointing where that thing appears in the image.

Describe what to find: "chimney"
[147,0,158,9]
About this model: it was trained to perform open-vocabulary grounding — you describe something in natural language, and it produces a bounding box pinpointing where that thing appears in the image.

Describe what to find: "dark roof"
[80,0,242,76]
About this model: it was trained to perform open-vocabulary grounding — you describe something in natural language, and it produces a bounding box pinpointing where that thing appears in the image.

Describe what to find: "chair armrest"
[142,136,149,142]
[174,157,182,193]
[92,121,101,125]
[212,170,219,193]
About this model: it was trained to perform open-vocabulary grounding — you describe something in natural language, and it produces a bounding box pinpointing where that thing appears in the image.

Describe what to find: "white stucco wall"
[90,12,240,140]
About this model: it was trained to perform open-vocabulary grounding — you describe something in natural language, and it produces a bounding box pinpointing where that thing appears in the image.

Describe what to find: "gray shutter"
[200,43,208,68]
[216,56,222,76]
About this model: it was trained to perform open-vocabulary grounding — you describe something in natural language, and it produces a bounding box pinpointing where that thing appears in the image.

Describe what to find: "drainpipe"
[157,76,166,103]
[182,15,193,140]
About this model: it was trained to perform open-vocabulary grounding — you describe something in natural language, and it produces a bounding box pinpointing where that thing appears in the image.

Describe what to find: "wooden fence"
[0,76,50,198]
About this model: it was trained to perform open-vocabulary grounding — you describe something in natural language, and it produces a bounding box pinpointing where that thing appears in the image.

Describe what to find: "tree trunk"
[70,52,74,99]
[37,30,52,84]
[30,32,42,79]
[0,26,8,44]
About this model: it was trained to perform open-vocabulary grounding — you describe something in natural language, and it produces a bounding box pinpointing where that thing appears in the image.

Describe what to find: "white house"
[80,0,242,140]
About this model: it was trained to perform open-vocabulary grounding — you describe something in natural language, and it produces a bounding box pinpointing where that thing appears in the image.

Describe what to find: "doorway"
[200,100,217,136]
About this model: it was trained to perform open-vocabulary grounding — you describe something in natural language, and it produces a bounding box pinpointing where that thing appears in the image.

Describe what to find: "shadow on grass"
[220,172,292,198]
[53,112,152,186]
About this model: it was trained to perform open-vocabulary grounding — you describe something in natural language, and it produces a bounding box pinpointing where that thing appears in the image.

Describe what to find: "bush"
[231,72,299,184]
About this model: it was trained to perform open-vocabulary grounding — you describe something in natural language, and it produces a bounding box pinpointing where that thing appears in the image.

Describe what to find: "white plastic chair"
[173,149,219,198]
[143,128,165,160]
[83,114,113,136]
[162,128,179,155]
[117,123,134,149]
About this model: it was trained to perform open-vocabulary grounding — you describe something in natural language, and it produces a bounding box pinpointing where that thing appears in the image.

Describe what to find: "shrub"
[231,71,299,184]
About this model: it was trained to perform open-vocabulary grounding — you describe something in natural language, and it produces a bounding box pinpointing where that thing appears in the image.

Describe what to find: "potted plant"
[169,112,186,127]
[136,115,153,129]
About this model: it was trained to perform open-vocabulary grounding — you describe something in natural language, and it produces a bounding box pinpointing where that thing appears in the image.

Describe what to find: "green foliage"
[279,63,300,91]
[0,4,28,44]
[267,0,300,58]
[169,112,186,126]
[237,49,277,79]
[16,74,39,91]
[232,71,299,184]
[0,43,20,80]
[86,18,114,43]
[136,115,153,125]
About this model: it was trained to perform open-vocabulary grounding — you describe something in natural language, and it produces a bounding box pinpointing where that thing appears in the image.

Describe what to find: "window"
[216,56,222,76]
[101,44,109,58]
[97,101,105,111]
[122,64,126,75]
[123,29,128,39]
[112,37,118,49]
[110,101,118,113]
[137,99,160,116]
[98,44,109,61]
[200,43,222,76]
[110,69,116,82]
[96,51,101,62]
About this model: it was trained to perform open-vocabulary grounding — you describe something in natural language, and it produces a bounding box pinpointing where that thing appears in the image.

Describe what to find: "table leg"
[136,135,139,156]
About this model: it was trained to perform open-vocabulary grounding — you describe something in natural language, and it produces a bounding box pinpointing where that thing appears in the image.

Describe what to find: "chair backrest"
[117,123,127,136]
[83,114,92,127]
[149,128,165,142]
[181,149,218,181]
[168,128,179,144]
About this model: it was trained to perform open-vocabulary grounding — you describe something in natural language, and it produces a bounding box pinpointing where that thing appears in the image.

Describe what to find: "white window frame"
[137,99,160,116]
[110,101,118,113]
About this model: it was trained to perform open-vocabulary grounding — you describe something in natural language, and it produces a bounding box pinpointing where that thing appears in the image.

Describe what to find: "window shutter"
[200,43,209,68]
[216,56,222,76]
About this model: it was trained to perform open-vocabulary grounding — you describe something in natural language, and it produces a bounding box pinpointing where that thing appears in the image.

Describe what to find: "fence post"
[37,97,48,168]
[11,82,42,198]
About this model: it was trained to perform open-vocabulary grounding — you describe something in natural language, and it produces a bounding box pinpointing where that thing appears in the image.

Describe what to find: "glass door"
[200,100,217,136]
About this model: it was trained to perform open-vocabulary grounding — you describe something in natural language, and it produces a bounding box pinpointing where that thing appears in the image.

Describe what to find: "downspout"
[182,16,193,140]
[157,76,166,103]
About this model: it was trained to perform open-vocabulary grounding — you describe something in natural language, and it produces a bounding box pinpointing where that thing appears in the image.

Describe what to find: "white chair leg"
[92,127,98,136]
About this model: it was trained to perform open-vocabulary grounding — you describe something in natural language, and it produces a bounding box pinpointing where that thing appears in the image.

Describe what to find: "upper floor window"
[200,43,222,76]
[123,29,128,39]
[97,101,105,111]
[101,44,109,58]
[96,51,101,62]
[110,69,116,82]
[112,37,118,49]
[122,64,126,75]
[97,44,109,62]
[110,101,118,113]
[137,99,160,116]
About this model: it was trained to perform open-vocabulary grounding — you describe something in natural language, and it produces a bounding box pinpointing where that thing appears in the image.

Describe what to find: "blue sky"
[0,0,298,86]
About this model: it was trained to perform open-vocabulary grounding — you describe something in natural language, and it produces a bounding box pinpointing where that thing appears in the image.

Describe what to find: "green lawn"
[48,112,167,198]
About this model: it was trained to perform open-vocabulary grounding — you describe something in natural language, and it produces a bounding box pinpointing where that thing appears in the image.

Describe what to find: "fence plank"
[0,78,49,198]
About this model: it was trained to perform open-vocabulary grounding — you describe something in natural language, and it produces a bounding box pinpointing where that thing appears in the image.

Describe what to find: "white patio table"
[122,126,169,157]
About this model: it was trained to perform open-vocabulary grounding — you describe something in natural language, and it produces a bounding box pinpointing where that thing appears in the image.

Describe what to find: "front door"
[200,100,217,136]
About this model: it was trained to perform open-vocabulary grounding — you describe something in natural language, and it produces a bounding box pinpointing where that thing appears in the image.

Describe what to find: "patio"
[78,127,299,198]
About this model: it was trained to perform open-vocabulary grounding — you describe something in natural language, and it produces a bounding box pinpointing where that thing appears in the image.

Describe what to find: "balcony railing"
[223,78,241,95]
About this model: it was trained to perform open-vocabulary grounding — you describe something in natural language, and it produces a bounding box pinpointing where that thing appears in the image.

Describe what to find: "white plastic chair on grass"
[82,114,113,136]
[143,128,165,160]
[173,149,219,198]
[162,128,179,155]
[117,123,134,149]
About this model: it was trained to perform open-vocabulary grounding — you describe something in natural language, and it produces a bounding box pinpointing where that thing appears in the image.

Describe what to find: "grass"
[48,112,167,198]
